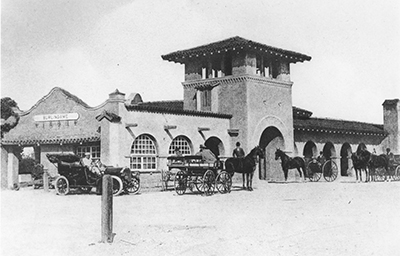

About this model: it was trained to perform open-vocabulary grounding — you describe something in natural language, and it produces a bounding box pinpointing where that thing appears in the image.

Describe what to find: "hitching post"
[101,175,113,243]
[43,169,49,192]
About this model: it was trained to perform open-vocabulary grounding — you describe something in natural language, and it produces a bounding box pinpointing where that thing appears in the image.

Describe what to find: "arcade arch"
[303,140,318,159]
[322,142,336,159]
[340,143,352,176]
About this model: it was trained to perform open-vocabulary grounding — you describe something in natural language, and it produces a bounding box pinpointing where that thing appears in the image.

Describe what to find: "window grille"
[76,145,101,159]
[168,136,192,155]
[130,135,157,171]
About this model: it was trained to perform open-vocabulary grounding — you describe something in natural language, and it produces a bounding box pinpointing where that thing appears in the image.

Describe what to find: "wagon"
[167,155,232,196]
[306,157,338,182]
[46,153,140,196]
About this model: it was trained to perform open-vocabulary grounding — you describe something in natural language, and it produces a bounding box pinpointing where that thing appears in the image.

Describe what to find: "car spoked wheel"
[55,176,69,195]
[127,177,141,195]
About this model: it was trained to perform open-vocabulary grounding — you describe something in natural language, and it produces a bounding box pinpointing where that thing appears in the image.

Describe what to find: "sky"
[1,0,399,124]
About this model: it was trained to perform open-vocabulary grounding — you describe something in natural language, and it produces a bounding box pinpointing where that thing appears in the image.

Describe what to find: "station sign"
[33,113,80,122]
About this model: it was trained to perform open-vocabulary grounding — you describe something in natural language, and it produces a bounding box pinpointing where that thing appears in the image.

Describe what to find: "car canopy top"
[46,153,82,164]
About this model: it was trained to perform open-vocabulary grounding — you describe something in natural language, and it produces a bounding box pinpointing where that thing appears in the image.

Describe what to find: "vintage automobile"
[46,153,140,196]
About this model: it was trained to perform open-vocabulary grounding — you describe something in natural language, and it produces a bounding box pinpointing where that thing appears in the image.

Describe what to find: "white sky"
[2,0,399,124]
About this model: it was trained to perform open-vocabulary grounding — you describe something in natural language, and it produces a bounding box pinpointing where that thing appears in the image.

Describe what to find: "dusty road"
[1,179,400,256]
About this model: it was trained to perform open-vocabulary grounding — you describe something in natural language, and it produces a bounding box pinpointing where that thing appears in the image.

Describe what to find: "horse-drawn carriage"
[166,146,264,195]
[351,149,400,182]
[166,155,232,196]
[305,157,339,182]
[275,149,338,182]
[46,153,140,196]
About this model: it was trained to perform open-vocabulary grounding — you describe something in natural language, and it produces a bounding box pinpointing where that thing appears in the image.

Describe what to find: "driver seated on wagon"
[195,144,217,164]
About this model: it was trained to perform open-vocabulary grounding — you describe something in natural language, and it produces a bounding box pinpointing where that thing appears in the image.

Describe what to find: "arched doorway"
[205,136,224,157]
[259,126,284,181]
[340,143,352,176]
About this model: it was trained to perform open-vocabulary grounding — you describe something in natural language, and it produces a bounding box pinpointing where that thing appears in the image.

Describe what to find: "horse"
[351,150,370,182]
[274,149,306,182]
[225,146,264,191]
[369,153,389,181]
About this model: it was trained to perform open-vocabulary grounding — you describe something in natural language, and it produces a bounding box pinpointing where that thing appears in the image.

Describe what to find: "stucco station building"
[2,37,399,189]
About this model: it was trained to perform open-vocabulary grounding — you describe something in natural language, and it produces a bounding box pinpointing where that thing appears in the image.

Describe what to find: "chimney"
[383,99,400,153]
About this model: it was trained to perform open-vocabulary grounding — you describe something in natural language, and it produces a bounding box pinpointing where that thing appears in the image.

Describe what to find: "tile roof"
[162,36,312,64]
[126,100,232,119]
[294,118,385,135]
[1,135,100,146]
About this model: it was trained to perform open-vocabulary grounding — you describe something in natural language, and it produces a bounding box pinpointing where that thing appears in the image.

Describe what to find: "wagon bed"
[166,155,231,195]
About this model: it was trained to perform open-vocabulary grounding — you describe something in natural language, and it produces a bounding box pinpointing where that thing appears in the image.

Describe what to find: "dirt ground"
[1,178,400,256]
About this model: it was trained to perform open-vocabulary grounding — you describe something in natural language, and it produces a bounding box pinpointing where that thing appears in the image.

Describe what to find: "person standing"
[233,142,245,158]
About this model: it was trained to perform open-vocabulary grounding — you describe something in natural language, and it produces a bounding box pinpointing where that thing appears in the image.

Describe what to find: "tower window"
[201,89,211,109]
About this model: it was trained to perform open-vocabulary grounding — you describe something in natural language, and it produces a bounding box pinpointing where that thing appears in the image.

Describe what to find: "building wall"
[108,107,232,170]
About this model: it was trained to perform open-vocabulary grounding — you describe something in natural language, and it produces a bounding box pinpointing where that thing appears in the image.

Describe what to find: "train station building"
[1,36,399,189]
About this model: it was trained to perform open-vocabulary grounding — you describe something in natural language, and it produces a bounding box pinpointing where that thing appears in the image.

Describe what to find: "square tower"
[162,36,311,152]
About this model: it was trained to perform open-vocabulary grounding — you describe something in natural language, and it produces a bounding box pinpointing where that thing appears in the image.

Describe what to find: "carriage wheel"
[394,166,400,181]
[308,162,322,182]
[216,171,232,194]
[55,176,70,195]
[127,177,141,195]
[195,176,205,192]
[174,170,187,195]
[202,170,215,196]
[188,177,196,192]
[323,160,338,182]
[375,167,386,182]
[111,176,124,196]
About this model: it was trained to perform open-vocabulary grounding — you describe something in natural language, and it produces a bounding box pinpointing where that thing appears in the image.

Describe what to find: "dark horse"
[225,146,264,191]
[369,153,389,181]
[351,150,371,182]
[275,149,306,182]
[351,149,389,182]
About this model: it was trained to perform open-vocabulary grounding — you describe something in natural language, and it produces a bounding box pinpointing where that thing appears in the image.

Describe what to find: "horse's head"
[248,146,264,161]
[275,148,282,160]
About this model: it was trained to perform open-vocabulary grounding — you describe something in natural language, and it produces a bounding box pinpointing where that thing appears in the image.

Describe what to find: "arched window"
[168,136,192,155]
[130,134,157,171]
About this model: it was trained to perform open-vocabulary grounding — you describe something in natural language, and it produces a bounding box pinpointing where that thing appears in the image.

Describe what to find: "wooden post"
[43,169,49,192]
[101,175,113,243]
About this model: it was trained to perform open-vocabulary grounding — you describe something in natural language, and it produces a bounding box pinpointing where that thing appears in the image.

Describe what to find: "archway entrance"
[259,126,284,181]
[340,143,352,176]
[205,136,224,157]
